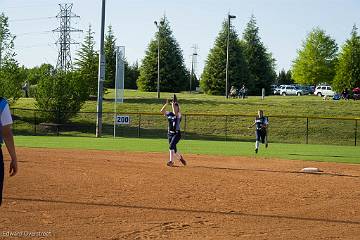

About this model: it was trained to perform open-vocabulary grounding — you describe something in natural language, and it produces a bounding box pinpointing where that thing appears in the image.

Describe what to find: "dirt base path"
[1,147,360,239]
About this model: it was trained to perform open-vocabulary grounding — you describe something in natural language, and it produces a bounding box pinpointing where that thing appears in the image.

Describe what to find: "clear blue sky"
[1,0,360,76]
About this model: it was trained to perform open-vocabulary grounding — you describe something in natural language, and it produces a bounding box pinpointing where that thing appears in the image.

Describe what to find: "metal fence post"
[355,119,358,147]
[183,114,187,140]
[137,113,141,138]
[34,110,37,135]
[225,115,228,141]
[306,117,309,144]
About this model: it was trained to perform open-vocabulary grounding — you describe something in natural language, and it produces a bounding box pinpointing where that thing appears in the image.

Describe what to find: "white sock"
[255,141,260,149]
[169,150,175,162]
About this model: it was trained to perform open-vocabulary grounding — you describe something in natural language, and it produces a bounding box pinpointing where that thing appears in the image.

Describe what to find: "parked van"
[314,85,335,97]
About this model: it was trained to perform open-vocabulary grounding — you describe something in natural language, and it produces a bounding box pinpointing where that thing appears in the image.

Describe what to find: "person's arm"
[2,125,18,176]
[248,119,256,128]
[172,102,179,117]
[160,99,169,115]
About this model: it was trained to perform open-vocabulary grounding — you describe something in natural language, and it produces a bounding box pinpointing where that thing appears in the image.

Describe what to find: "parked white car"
[280,85,304,96]
[314,85,336,97]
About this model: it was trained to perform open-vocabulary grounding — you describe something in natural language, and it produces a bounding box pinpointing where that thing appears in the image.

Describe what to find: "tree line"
[1,11,360,123]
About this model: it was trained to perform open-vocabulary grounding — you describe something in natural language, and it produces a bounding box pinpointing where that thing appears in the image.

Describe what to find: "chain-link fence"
[11,108,359,146]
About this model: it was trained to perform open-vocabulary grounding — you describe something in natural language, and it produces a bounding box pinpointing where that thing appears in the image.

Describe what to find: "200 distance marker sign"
[115,115,130,125]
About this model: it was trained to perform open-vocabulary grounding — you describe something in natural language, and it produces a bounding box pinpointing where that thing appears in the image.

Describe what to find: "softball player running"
[249,110,269,153]
[0,97,18,206]
[160,95,186,167]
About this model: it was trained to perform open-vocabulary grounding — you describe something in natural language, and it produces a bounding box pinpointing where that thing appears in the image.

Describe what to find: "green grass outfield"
[12,90,360,145]
[15,136,360,164]
[13,89,360,117]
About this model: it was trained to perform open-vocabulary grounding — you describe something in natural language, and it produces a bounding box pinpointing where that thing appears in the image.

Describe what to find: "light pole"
[225,13,236,99]
[154,20,163,99]
[96,0,106,137]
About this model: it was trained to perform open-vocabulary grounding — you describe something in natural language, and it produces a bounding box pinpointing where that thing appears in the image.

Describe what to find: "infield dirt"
[1,147,360,239]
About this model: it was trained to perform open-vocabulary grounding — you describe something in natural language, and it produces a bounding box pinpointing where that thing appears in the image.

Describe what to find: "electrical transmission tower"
[53,3,82,72]
[190,44,198,93]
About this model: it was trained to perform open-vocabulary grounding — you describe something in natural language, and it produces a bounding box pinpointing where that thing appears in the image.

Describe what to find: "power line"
[9,17,57,22]
[16,31,53,36]
[2,2,56,9]
[16,44,48,49]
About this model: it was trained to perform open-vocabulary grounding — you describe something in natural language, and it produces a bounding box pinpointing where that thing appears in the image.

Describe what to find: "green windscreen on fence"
[11,108,359,147]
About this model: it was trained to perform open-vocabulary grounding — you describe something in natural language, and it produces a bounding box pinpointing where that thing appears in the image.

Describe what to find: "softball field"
[1,147,360,239]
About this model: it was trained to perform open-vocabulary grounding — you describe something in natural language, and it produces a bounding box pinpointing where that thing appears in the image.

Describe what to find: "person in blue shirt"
[249,110,269,154]
[0,97,18,206]
[160,97,186,167]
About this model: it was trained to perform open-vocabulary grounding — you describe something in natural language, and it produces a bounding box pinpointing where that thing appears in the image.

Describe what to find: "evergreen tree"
[333,25,360,92]
[292,27,338,85]
[243,15,276,95]
[137,16,189,92]
[75,24,98,96]
[104,25,116,88]
[201,19,249,95]
[285,70,293,84]
[125,60,139,89]
[277,69,294,85]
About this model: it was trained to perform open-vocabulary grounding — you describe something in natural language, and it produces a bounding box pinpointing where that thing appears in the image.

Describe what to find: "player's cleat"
[255,148,258,154]
[265,143,268,148]
[167,161,174,167]
[179,155,187,166]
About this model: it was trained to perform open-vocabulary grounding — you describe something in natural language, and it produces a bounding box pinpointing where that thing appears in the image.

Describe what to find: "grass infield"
[14,136,360,164]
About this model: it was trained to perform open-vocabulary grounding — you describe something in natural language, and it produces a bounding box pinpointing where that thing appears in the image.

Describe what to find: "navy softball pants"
[168,132,181,153]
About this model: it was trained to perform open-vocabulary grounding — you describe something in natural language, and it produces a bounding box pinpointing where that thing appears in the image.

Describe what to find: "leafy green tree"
[137,16,189,92]
[0,13,22,102]
[201,19,249,95]
[333,25,360,92]
[35,71,88,123]
[0,13,15,68]
[104,25,116,88]
[26,63,55,85]
[292,27,338,85]
[75,24,98,96]
[125,60,139,89]
[0,60,23,102]
[277,69,294,85]
[243,15,276,95]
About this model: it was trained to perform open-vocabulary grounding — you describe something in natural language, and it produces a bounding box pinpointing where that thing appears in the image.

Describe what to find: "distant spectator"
[239,84,247,99]
[341,88,349,100]
[229,86,237,98]
[22,81,29,98]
